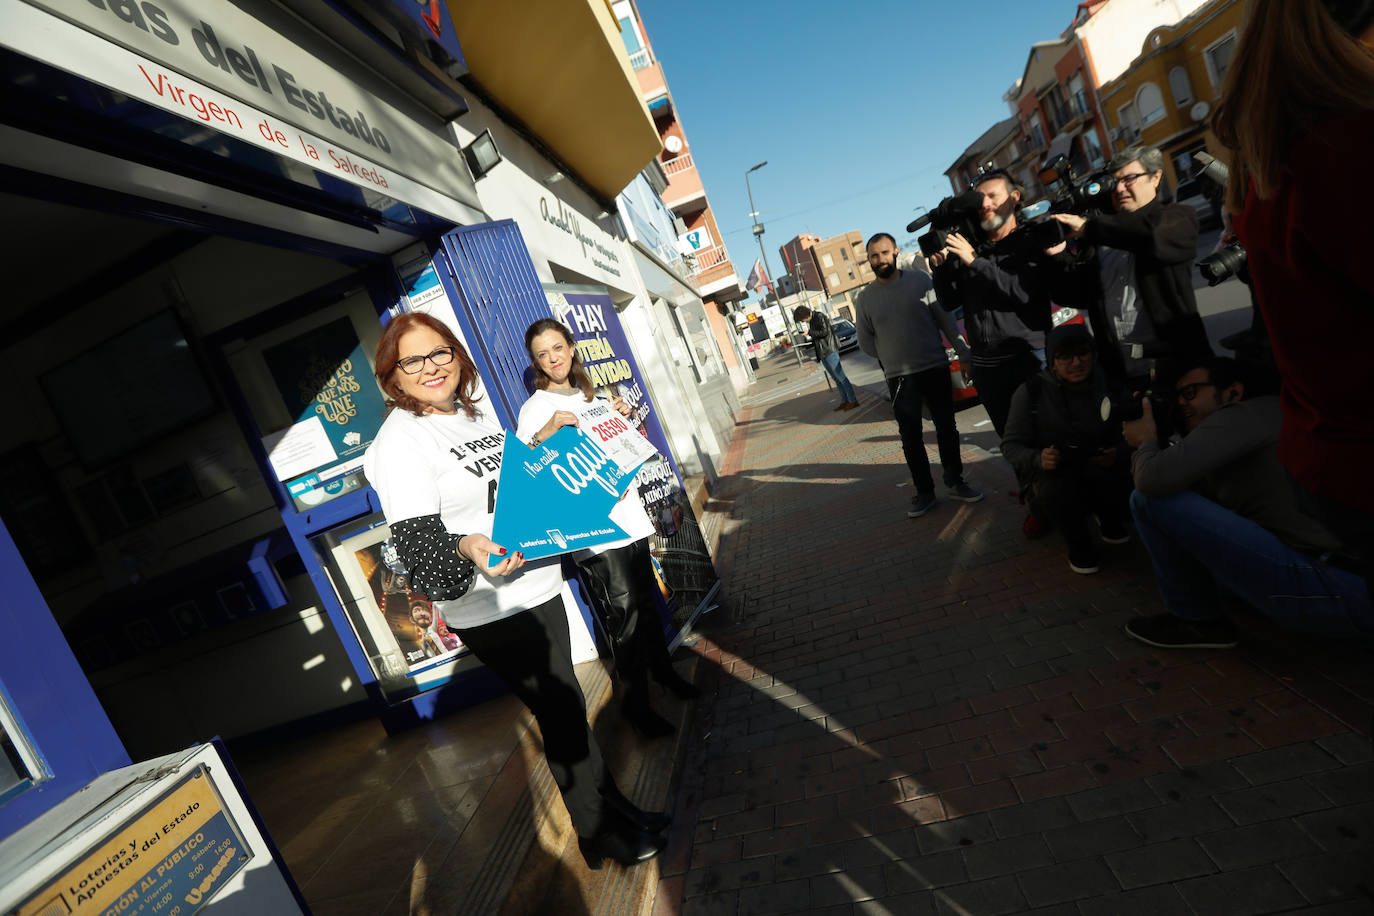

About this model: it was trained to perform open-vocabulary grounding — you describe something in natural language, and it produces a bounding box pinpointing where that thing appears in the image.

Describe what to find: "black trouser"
[888,365,963,494]
[971,351,1044,439]
[1032,463,1132,553]
[576,540,673,681]
[453,596,610,839]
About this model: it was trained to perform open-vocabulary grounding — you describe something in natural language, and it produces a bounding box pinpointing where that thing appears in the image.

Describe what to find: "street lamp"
[744,161,802,367]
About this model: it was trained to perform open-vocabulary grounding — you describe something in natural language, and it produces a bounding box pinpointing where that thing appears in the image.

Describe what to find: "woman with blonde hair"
[1212,0,1374,593]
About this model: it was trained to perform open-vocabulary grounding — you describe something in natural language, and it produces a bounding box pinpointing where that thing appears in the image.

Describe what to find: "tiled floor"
[234,351,1373,915]
[658,353,1374,915]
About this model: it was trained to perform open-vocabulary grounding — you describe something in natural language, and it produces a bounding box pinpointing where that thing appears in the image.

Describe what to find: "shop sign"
[15,767,250,916]
[675,226,713,255]
[7,0,482,221]
[538,197,623,279]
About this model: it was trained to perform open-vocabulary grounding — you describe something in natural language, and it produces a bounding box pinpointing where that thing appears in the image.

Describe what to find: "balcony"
[661,153,705,213]
[689,244,730,272]
[628,48,651,71]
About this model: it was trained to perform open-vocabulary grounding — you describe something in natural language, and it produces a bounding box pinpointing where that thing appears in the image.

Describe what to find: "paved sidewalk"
[658,352,1374,915]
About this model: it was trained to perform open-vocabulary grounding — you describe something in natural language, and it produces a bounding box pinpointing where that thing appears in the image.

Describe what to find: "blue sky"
[637,0,1081,291]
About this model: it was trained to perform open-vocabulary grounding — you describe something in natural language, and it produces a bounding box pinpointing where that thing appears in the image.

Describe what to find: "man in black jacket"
[1001,324,1133,574]
[930,171,1055,438]
[794,304,858,410]
[1049,146,1213,388]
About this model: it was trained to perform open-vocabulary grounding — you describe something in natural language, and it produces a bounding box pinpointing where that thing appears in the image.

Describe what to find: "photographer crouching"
[1122,357,1371,649]
[927,171,1055,438]
[1049,145,1214,390]
[1001,324,1133,575]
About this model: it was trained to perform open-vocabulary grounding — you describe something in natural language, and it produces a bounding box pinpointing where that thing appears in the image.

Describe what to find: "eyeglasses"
[1117,172,1154,188]
[1175,381,1215,402]
[396,346,456,374]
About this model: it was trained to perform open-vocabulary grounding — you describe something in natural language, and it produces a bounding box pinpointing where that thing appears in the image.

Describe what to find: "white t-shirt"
[516,388,657,556]
[363,406,562,629]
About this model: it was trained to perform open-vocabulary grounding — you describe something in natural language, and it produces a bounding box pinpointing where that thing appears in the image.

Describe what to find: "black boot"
[654,665,701,700]
[622,673,674,738]
[578,824,666,870]
[603,784,672,833]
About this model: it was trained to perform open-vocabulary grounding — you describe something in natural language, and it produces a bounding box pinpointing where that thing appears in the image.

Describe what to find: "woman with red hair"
[363,312,668,869]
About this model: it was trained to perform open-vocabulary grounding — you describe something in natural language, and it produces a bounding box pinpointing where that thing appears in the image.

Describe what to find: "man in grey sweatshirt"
[857,232,983,518]
[1122,357,1370,649]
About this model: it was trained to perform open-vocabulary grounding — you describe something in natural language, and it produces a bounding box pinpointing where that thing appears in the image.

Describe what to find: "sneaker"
[1068,546,1100,574]
[908,492,937,518]
[1095,514,1131,545]
[949,482,985,503]
[1124,613,1239,649]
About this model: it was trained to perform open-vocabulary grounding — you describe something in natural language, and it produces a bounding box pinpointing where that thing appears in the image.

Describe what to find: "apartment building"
[615,0,752,391]
[1096,0,1243,190]
[812,231,874,322]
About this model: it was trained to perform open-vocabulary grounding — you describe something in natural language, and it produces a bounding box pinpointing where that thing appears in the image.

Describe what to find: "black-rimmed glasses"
[1116,172,1154,188]
[1175,381,1215,402]
[396,346,456,374]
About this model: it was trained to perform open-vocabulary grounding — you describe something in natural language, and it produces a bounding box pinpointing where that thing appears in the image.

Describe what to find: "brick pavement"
[656,353,1374,916]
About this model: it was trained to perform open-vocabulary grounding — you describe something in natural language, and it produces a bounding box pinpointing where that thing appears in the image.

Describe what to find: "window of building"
[1083,128,1105,168]
[1169,66,1193,108]
[828,272,840,288]
[840,247,849,260]
[822,252,834,268]
[1135,82,1166,126]
[618,18,641,52]
[1117,101,1139,130]
[1204,31,1237,88]
[847,269,855,280]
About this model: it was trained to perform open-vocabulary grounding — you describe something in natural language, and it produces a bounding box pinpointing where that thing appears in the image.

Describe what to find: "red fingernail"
[498,548,507,556]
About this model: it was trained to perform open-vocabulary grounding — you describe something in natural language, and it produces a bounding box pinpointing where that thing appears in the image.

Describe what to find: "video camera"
[1192,152,1248,287]
[1007,155,1118,251]
[906,189,984,259]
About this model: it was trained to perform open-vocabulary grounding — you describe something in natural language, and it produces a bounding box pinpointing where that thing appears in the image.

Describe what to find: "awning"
[1040,128,1082,169]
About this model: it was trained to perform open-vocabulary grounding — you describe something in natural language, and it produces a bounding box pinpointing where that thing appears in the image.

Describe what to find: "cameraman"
[1001,325,1132,575]
[928,171,1054,438]
[1049,145,1214,389]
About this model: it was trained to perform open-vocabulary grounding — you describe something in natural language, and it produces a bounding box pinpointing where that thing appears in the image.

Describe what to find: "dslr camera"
[1191,152,1248,286]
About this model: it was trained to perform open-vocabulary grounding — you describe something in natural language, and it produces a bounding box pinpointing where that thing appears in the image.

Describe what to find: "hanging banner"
[544,288,720,634]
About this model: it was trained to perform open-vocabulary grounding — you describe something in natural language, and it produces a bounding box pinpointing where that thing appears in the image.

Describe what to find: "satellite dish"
[1190,101,1211,122]
[665,135,684,154]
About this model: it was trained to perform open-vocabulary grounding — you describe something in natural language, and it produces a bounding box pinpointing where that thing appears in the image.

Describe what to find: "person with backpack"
[794,304,858,410]
[1001,324,1133,574]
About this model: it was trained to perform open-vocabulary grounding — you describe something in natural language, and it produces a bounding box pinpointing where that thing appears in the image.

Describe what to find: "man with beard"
[857,232,984,518]
[1050,146,1213,388]
[1122,357,1370,649]
[929,171,1056,438]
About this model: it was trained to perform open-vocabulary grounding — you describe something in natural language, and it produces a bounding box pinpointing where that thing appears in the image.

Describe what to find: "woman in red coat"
[1213,0,1374,594]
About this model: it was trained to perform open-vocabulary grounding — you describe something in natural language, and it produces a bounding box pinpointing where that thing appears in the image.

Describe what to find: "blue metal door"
[437,220,553,425]
[0,520,129,836]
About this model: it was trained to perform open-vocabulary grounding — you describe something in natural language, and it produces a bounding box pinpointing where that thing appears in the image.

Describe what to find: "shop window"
[1135,83,1166,127]
[1169,66,1193,107]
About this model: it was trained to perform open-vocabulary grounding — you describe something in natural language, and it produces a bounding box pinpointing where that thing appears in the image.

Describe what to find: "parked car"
[1173,178,1223,231]
[832,318,859,353]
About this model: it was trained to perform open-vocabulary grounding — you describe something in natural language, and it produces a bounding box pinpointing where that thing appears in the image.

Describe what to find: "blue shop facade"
[0,0,730,855]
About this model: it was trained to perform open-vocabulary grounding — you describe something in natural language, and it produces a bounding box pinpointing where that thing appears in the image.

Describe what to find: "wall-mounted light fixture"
[461,130,501,179]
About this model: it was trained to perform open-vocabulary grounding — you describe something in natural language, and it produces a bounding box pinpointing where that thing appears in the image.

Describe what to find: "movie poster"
[544,288,719,635]
[352,541,465,670]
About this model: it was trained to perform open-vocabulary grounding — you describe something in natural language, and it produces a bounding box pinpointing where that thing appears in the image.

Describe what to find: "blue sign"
[489,425,648,564]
